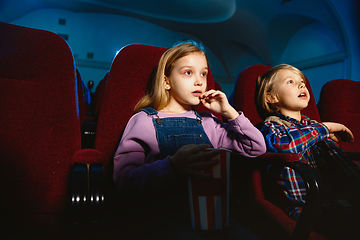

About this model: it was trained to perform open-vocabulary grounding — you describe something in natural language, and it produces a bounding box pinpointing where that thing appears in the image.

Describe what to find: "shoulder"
[119,111,158,148]
[264,115,281,122]
[128,110,152,123]
[264,115,292,128]
[124,111,155,132]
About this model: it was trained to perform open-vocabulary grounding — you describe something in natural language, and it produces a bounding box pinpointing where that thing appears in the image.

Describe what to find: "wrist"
[223,107,239,120]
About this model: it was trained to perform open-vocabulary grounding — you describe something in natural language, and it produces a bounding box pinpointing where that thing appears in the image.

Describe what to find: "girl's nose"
[195,75,204,86]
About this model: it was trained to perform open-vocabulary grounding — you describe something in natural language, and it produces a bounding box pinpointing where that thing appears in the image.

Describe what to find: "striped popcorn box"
[188,149,231,230]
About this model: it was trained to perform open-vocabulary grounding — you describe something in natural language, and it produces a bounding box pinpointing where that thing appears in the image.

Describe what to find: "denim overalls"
[141,108,213,159]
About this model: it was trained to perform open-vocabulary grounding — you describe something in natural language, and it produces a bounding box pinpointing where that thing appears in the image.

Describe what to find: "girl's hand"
[169,144,220,178]
[200,90,239,120]
[322,122,354,143]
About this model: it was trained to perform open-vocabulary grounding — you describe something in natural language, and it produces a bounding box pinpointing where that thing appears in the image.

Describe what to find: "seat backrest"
[229,64,321,127]
[318,79,360,151]
[0,22,81,217]
[93,71,109,122]
[95,44,219,181]
[77,68,89,126]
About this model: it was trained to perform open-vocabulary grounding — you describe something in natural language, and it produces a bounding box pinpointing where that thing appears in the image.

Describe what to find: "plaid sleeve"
[261,120,330,154]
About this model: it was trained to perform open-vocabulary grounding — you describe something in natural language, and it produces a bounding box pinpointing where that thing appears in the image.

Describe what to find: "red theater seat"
[228,64,326,240]
[93,71,109,122]
[318,79,360,163]
[94,44,167,187]
[0,22,104,237]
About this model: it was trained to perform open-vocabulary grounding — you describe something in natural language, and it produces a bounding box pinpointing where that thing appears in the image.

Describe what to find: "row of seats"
[78,58,360,240]
[1,21,359,239]
[0,22,223,238]
[75,47,360,240]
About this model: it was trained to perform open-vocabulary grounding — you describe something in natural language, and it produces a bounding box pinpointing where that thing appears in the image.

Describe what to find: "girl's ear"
[266,92,278,104]
[164,77,171,90]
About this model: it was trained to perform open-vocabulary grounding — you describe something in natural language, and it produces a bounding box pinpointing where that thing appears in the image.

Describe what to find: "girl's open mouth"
[192,90,202,97]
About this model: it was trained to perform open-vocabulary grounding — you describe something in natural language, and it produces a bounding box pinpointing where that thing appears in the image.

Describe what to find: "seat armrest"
[69,149,106,210]
[70,162,105,208]
[70,163,88,209]
[89,163,105,207]
[231,153,324,240]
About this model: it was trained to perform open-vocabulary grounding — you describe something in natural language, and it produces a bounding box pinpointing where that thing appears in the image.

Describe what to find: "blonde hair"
[134,41,208,113]
[256,64,306,119]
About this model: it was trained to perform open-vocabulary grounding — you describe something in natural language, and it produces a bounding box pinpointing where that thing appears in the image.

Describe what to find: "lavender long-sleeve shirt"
[113,110,266,196]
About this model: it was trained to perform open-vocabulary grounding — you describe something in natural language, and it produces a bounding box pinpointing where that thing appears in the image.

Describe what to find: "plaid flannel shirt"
[261,113,360,219]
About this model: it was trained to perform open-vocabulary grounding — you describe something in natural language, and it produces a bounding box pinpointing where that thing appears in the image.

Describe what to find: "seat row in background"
[1,21,359,239]
[77,69,106,149]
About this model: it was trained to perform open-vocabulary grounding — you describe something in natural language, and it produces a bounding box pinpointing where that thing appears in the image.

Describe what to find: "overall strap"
[193,110,203,120]
[141,107,158,116]
[142,107,203,119]
[141,107,162,124]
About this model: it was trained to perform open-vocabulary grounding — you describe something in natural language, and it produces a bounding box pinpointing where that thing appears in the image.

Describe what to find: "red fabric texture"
[318,79,360,152]
[95,44,220,181]
[0,22,81,225]
[230,64,326,239]
[71,149,106,164]
[76,68,88,126]
[93,71,109,122]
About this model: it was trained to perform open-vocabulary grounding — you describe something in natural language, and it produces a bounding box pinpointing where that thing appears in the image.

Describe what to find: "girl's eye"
[287,80,293,84]
[201,72,207,77]
[185,71,191,75]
